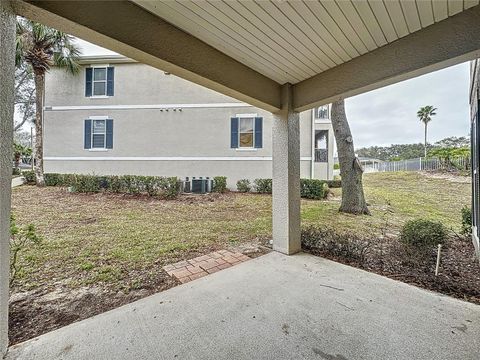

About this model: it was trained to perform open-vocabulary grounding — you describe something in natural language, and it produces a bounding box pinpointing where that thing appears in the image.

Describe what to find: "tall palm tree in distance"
[417,105,437,158]
[16,18,80,186]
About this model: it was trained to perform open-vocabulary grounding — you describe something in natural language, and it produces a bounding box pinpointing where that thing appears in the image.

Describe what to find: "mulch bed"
[304,236,480,305]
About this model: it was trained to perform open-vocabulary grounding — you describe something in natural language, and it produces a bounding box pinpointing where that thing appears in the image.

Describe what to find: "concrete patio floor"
[6,252,480,360]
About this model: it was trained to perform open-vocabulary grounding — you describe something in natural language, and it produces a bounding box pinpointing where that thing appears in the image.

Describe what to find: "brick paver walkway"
[163,250,250,283]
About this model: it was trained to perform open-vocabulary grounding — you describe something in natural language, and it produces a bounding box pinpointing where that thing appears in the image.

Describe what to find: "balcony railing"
[314,149,328,162]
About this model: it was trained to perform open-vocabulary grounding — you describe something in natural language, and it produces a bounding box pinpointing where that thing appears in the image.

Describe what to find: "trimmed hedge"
[212,176,227,193]
[300,179,329,200]
[252,178,329,199]
[38,173,181,199]
[236,179,251,193]
[253,178,272,194]
[22,170,35,184]
[326,179,341,188]
[400,219,447,248]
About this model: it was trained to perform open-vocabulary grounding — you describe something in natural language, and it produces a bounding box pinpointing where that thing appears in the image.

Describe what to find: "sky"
[75,39,471,149]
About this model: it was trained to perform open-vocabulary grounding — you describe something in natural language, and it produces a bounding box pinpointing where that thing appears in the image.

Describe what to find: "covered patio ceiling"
[11,0,480,112]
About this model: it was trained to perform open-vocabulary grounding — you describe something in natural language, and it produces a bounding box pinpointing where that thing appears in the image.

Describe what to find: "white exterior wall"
[43,59,333,189]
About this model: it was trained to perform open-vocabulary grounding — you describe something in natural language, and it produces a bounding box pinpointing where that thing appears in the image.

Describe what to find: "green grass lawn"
[11,171,471,292]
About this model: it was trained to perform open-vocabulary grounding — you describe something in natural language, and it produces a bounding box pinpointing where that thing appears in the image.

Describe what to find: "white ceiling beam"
[293,5,480,111]
[13,0,282,112]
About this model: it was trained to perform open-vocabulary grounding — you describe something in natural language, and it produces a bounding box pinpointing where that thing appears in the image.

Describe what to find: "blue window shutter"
[107,67,114,96]
[231,117,239,148]
[84,119,92,149]
[254,117,263,148]
[106,119,114,149]
[85,68,92,97]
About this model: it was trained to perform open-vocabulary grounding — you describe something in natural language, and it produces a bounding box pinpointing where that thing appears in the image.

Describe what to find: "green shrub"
[22,170,35,184]
[300,179,328,200]
[253,178,272,194]
[212,176,227,193]
[72,175,101,193]
[40,173,182,199]
[301,226,371,264]
[461,206,472,236]
[44,173,63,186]
[326,179,342,188]
[333,163,340,170]
[400,219,447,247]
[106,175,124,193]
[236,179,251,193]
[161,177,181,199]
[121,175,141,194]
[12,168,21,176]
[10,213,41,286]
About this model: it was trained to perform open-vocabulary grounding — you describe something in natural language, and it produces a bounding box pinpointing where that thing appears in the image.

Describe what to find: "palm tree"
[16,18,80,186]
[417,105,437,158]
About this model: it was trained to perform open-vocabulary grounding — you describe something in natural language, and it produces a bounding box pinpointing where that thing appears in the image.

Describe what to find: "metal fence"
[369,156,470,173]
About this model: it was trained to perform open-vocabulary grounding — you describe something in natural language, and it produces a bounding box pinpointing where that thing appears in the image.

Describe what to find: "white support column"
[0,0,15,354]
[272,84,301,255]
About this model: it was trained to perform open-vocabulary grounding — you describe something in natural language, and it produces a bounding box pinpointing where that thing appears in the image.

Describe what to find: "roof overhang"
[12,1,480,112]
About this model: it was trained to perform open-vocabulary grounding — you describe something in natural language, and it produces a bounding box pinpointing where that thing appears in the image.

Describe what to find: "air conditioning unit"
[187,177,212,194]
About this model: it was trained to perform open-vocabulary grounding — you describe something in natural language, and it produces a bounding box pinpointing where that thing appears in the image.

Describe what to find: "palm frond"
[15,17,82,76]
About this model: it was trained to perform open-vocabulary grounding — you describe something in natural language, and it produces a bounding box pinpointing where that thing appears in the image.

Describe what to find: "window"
[92,119,106,148]
[230,116,263,149]
[315,130,328,162]
[315,105,329,119]
[93,68,107,96]
[239,117,254,148]
[84,118,113,150]
[85,67,114,97]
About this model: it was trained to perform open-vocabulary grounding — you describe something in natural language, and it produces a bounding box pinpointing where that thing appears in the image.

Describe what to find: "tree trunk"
[331,100,370,215]
[424,122,428,158]
[33,72,45,186]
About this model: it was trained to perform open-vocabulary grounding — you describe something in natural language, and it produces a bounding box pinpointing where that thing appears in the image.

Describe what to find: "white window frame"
[314,105,330,120]
[89,115,108,151]
[90,64,110,99]
[236,113,257,151]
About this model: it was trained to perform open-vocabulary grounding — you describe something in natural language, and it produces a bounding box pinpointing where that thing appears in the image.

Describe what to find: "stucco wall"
[44,61,334,188]
[45,62,236,106]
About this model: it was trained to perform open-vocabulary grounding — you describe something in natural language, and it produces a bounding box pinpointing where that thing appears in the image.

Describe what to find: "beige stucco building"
[43,55,334,189]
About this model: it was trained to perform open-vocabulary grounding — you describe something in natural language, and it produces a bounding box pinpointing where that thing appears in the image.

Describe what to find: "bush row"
[23,171,181,199]
[236,178,329,200]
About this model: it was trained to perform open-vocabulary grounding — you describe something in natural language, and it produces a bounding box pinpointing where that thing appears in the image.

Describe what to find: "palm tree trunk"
[331,100,370,215]
[424,122,428,158]
[33,72,45,186]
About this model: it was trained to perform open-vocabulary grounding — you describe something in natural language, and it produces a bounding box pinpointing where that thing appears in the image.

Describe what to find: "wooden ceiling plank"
[335,0,378,51]
[432,0,449,21]
[367,0,398,43]
[214,1,318,78]
[241,1,328,73]
[416,0,435,27]
[352,0,388,46]
[384,0,410,37]
[320,0,369,55]
[193,0,310,81]
[399,0,422,33]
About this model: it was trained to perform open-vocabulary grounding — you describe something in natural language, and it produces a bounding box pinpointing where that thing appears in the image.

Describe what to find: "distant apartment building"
[43,55,334,189]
